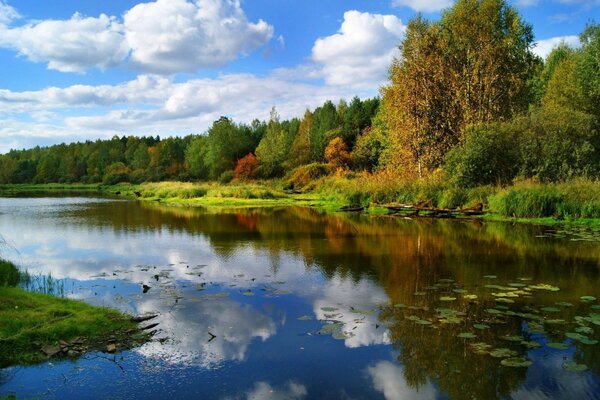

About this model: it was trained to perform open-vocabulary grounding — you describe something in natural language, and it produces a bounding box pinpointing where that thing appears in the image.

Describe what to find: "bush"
[516,108,598,182]
[218,170,234,184]
[103,172,130,185]
[234,153,258,180]
[488,180,600,218]
[285,163,332,190]
[445,123,520,188]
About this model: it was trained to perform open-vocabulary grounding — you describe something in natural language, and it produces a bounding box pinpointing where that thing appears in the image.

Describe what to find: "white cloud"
[312,11,405,88]
[224,381,307,400]
[123,0,273,73]
[0,0,18,25]
[391,0,453,12]
[0,0,273,74]
[533,35,581,59]
[514,0,539,6]
[0,12,127,73]
[366,361,438,400]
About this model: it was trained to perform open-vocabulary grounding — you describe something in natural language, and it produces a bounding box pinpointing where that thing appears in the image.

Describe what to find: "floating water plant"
[562,361,588,372]
[490,348,518,358]
[501,357,532,367]
[529,283,560,291]
[440,296,457,302]
[546,342,570,350]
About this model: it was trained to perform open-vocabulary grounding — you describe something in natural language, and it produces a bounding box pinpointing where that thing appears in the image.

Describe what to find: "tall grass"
[312,171,495,209]
[488,179,600,218]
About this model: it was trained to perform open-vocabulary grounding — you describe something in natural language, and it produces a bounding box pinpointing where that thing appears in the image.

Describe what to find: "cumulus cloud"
[0,12,127,73]
[533,35,581,59]
[224,381,307,400]
[391,0,453,12]
[123,0,273,73]
[366,361,438,400]
[312,11,405,87]
[0,0,273,74]
[0,0,18,25]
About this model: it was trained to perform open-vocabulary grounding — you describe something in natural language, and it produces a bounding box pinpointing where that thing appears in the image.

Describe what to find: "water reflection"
[0,197,599,399]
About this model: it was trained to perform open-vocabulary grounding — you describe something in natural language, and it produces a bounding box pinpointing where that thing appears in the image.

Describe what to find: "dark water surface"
[0,197,599,400]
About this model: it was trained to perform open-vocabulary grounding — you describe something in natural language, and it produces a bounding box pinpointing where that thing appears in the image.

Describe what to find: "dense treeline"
[0,97,379,185]
[0,0,598,189]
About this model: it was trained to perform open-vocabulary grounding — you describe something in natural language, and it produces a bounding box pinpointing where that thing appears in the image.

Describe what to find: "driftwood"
[384,201,484,218]
[339,205,365,212]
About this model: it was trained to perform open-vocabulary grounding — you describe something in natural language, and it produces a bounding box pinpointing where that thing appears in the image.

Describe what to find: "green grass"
[488,179,600,219]
[0,260,145,367]
[3,176,600,223]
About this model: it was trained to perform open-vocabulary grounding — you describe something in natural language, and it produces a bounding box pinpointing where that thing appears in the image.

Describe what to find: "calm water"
[0,197,599,400]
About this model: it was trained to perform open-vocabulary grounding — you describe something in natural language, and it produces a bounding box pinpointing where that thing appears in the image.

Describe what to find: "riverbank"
[0,260,150,368]
[1,176,599,225]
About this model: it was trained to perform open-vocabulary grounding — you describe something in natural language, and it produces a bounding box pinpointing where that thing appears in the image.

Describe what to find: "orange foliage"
[234,153,258,180]
[324,137,350,168]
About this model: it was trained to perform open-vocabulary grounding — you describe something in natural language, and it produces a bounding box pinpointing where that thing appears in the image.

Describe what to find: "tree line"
[0,0,598,188]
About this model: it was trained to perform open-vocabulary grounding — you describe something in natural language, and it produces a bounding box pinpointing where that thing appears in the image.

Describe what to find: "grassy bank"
[0,259,148,367]
[2,175,600,223]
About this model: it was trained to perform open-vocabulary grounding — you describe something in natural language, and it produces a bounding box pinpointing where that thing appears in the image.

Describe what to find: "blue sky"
[0,0,597,153]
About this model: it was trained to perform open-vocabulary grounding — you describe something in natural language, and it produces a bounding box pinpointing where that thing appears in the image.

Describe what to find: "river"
[0,196,599,399]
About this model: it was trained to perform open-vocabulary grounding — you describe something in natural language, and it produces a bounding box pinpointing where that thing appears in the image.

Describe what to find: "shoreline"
[1,182,599,227]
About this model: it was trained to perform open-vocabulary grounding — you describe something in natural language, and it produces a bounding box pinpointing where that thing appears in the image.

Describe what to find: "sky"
[0,0,598,154]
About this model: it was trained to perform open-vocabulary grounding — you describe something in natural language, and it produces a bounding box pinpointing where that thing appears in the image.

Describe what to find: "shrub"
[218,170,234,184]
[516,108,598,182]
[285,163,332,190]
[234,153,258,180]
[445,123,520,188]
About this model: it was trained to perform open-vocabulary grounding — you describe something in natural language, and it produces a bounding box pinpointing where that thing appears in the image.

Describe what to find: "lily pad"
[555,302,574,308]
[463,294,478,300]
[470,342,493,355]
[458,332,477,339]
[529,284,560,292]
[501,357,532,367]
[495,298,515,304]
[562,361,588,372]
[440,296,457,302]
[483,275,497,279]
[546,342,570,350]
[501,335,524,342]
[580,296,597,303]
[242,290,254,296]
[394,303,406,308]
[473,324,490,330]
[575,326,593,334]
[508,283,527,288]
[490,348,518,358]
[297,315,312,321]
[521,340,541,349]
[452,289,468,294]
[414,292,426,296]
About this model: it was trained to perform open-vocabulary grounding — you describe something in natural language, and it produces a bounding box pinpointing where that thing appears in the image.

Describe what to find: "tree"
[255,107,297,177]
[204,117,254,179]
[234,153,258,180]
[287,110,313,169]
[382,0,536,177]
[324,137,351,168]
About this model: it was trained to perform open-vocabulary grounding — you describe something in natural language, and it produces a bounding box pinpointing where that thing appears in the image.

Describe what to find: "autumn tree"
[234,153,258,180]
[324,137,351,168]
[382,0,536,177]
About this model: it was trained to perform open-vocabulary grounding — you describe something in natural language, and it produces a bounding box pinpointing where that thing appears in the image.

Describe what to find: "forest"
[0,0,599,211]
